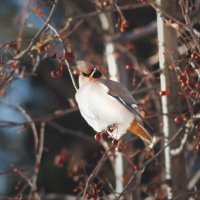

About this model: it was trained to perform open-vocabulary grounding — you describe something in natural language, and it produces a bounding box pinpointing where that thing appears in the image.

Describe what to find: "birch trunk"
[156,0,187,199]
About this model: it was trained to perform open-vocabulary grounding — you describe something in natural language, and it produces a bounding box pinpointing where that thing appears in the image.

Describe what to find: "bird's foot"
[107,123,118,133]
[148,135,158,149]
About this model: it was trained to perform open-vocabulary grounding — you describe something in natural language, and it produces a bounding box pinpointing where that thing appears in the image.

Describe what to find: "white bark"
[99,13,124,194]
[156,10,172,198]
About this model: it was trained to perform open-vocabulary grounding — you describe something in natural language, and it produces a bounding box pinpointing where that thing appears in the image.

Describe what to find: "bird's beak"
[89,76,94,81]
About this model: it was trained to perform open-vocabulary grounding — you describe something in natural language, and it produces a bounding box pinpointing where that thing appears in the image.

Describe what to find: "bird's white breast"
[75,80,134,139]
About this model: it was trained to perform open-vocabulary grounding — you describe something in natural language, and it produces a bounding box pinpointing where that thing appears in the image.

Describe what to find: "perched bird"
[75,60,156,148]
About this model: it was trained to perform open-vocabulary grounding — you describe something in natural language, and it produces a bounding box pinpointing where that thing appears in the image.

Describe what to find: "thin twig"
[179,0,200,52]
[0,168,32,177]
[31,122,45,194]
[0,101,78,127]
[16,0,31,50]
[117,125,184,199]
[18,105,39,151]
[80,150,112,200]
[14,0,59,60]
[47,24,78,91]
[12,165,34,190]
[169,191,200,200]
[68,3,149,20]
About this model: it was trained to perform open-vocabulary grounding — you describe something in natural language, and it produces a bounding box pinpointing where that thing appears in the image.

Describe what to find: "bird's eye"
[82,72,90,77]
[82,68,102,79]
[92,70,102,78]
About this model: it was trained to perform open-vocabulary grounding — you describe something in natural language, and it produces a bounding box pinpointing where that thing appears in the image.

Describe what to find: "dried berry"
[51,70,57,78]
[123,20,129,28]
[159,90,171,96]
[65,52,75,62]
[174,115,183,124]
[195,125,200,131]
[196,83,200,90]
[94,133,102,141]
[115,146,122,152]
[195,143,200,152]
[112,139,118,146]
[125,64,132,70]
[101,0,111,7]
[133,165,139,171]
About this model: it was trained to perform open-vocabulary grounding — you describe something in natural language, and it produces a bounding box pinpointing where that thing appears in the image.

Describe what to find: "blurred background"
[0,0,199,199]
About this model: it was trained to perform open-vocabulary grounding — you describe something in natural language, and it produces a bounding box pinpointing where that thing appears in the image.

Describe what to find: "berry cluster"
[116,18,129,33]
[51,64,64,78]
[65,50,75,63]
[137,0,147,3]
[100,0,112,7]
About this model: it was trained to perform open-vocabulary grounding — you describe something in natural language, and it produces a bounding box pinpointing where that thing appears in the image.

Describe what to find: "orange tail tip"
[128,120,156,148]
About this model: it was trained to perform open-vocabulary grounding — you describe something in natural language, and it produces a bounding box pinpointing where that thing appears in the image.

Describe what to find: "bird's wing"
[101,79,154,131]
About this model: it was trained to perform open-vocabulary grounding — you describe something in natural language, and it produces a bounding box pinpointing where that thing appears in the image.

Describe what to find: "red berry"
[112,139,118,146]
[11,64,17,71]
[125,64,132,70]
[168,19,175,24]
[123,144,130,150]
[146,76,154,83]
[123,20,129,28]
[181,81,187,87]
[65,52,75,62]
[195,125,200,131]
[51,70,57,78]
[189,5,196,11]
[174,115,183,124]
[191,52,200,60]
[138,0,146,3]
[72,69,80,76]
[195,143,200,152]
[54,148,68,167]
[196,83,200,90]
[159,90,171,96]
[120,27,126,33]
[196,93,200,99]
[133,165,139,171]
[56,68,64,78]
[115,146,122,152]
[101,0,111,7]
[179,74,186,82]
[94,133,102,141]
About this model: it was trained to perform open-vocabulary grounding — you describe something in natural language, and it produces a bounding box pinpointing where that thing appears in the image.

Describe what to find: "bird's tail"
[128,120,156,148]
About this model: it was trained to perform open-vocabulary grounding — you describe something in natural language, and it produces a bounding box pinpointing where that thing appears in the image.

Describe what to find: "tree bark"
[156,0,187,199]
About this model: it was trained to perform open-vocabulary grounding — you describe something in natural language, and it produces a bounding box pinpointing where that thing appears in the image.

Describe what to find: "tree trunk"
[156,0,187,199]
[99,12,125,195]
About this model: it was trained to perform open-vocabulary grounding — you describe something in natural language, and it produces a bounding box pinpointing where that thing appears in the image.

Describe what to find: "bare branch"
[179,0,200,52]
[18,105,39,151]
[117,125,185,199]
[80,150,112,200]
[47,23,78,91]
[14,0,59,60]
[31,122,45,196]
[68,3,149,20]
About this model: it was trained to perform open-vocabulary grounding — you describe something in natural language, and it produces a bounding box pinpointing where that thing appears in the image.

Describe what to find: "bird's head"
[76,60,105,86]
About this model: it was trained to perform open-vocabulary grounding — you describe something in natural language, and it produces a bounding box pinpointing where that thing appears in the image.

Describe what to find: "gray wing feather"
[101,79,154,131]
[101,79,141,120]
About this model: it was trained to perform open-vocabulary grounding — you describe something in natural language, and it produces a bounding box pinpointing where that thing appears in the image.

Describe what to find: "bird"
[75,60,156,148]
